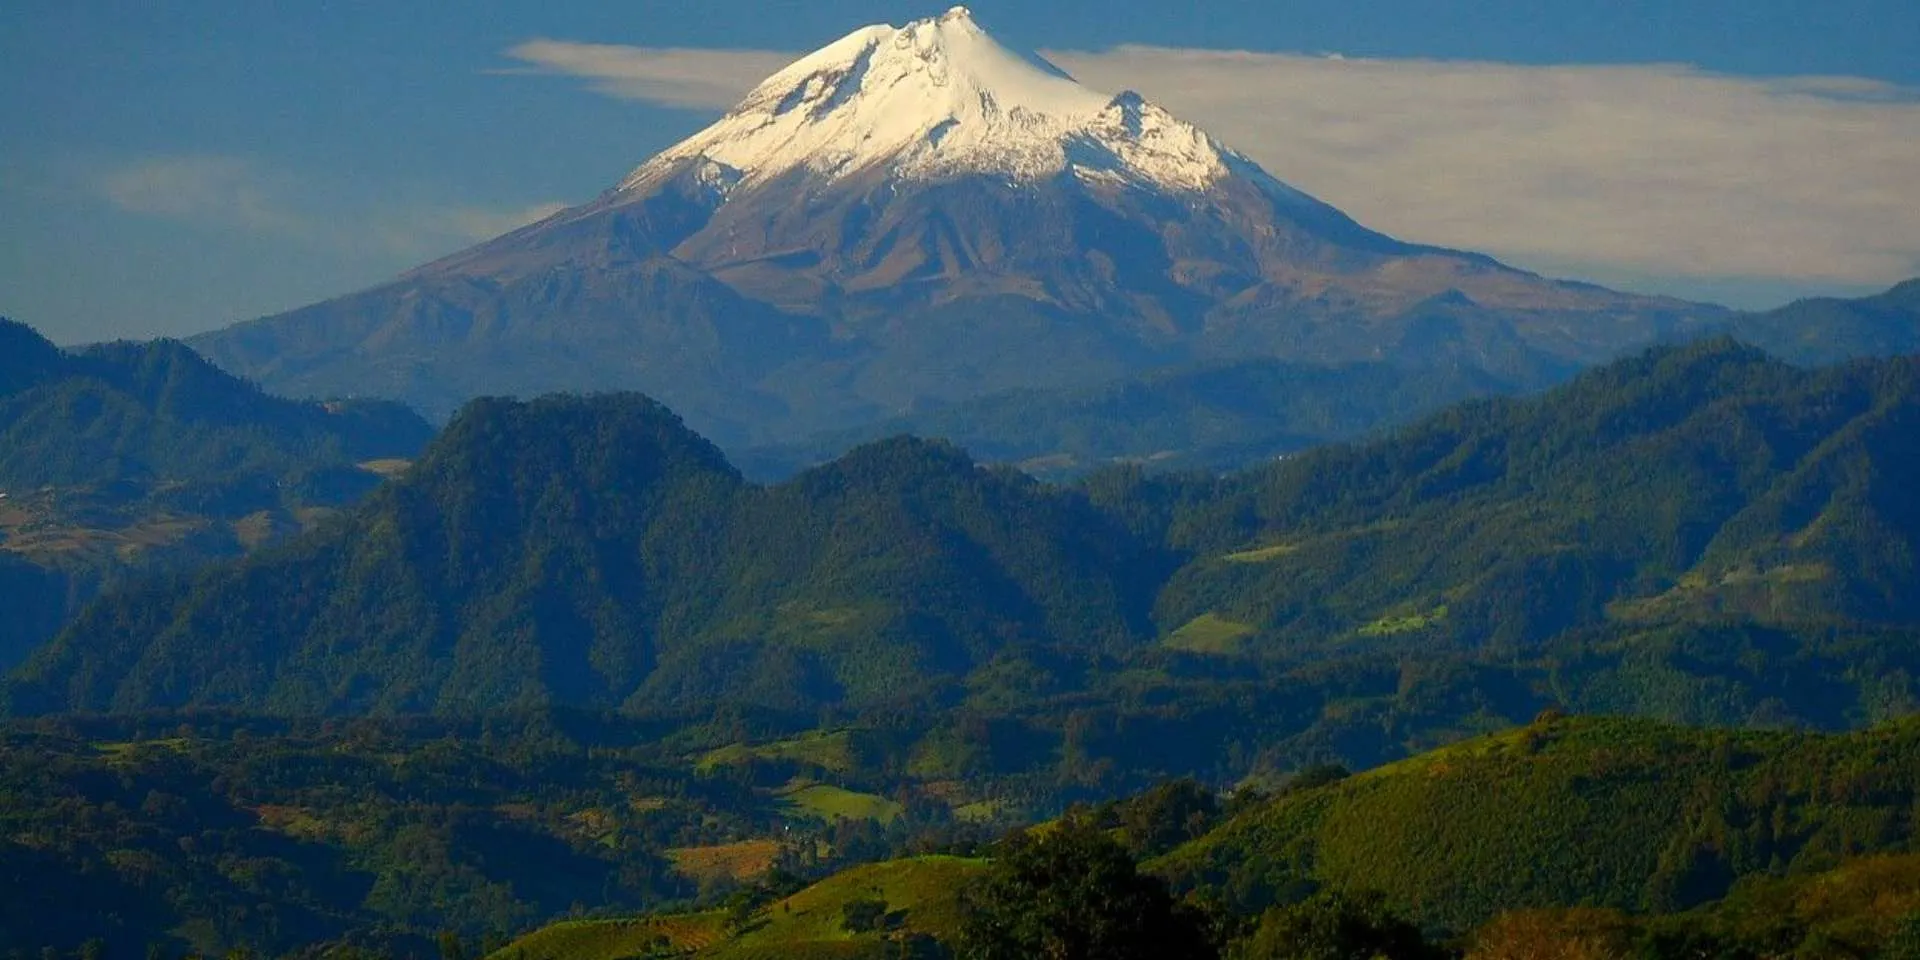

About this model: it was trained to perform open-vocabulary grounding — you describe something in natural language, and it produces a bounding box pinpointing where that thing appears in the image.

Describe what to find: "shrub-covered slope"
[1156,338,1920,650]
[1151,714,1920,931]
[0,715,777,959]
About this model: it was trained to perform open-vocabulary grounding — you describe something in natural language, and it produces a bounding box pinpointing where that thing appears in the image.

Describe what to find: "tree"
[1885,912,1920,960]
[724,887,767,934]
[958,818,1215,960]
[842,897,891,934]
[1229,891,1442,960]
[1283,764,1351,795]
[1116,779,1220,856]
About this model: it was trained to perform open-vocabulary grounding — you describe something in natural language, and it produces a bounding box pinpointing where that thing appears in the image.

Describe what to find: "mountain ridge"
[0,317,434,671]
[186,11,1718,442]
[14,340,1919,746]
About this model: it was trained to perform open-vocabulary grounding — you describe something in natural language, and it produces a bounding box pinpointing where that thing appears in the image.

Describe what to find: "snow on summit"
[619,7,1248,196]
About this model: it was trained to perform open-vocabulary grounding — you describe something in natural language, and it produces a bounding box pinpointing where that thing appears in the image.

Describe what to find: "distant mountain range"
[1727,277,1920,364]
[739,357,1521,480]
[184,9,1721,448]
[0,320,428,492]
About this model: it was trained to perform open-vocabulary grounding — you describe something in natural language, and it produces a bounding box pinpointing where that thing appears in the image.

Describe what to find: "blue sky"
[3,1,1917,343]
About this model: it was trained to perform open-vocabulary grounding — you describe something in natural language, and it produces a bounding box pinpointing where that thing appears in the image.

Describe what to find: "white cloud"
[360,201,573,259]
[98,155,302,233]
[499,40,1920,290]
[502,39,793,110]
[1048,48,1920,286]
[435,201,573,242]
[98,154,567,258]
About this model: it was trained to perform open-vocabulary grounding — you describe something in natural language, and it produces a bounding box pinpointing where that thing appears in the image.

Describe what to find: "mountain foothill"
[0,319,431,671]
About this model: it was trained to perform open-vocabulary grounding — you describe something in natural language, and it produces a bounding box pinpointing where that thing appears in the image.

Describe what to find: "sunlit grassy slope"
[494,856,986,960]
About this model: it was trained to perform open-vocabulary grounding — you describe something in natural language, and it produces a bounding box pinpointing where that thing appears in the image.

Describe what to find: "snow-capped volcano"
[190,9,1718,450]
[618,7,1254,196]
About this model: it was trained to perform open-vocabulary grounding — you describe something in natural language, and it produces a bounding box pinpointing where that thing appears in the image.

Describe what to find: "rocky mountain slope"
[189,9,1715,446]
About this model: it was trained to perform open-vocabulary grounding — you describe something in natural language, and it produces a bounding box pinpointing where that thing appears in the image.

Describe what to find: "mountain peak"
[616,9,1257,197]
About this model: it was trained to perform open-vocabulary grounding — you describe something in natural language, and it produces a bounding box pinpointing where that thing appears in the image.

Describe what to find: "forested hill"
[9,394,1164,716]
[0,319,435,672]
[1152,713,1920,932]
[10,340,1920,747]
[1150,337,1920,648]
[0,318,430,490]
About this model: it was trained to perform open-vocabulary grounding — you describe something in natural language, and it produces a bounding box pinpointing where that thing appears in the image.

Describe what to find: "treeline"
[956,815,1920,960]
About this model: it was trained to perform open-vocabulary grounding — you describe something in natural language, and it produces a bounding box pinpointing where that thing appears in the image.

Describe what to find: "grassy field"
[0,484,332,566]
[697,730,859,775]
[952,799,1010,823]
[356,458,413,479]
[1607,563,1835,623]
[1356,604,1448,637]
[778,783,904,824]
[493,857,987,960]
[491,913,726,960]
[1222,543,1297,563]
[667,840,785,883]
[1165,613,1255,654]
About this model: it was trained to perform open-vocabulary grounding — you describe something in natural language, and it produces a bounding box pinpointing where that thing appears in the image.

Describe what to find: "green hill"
[0,319,433,671]
[1155,338,1920,649]
[490,717,1920,960]
[1151,714,1920,933]
[0,319,430,491]
[1666,851,1920,957]
[493,856,985,960]
[9,395,1161,716]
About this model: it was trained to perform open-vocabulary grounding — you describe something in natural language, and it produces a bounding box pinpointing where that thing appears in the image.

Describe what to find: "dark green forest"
[15,339,1919,740]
